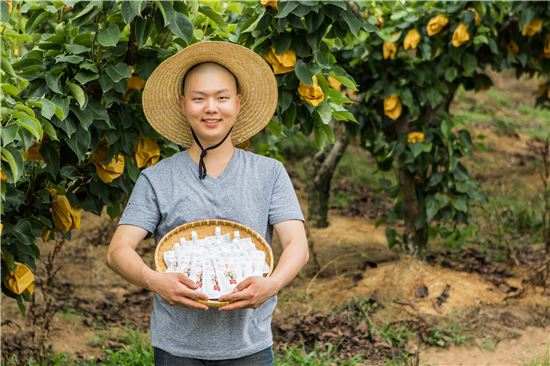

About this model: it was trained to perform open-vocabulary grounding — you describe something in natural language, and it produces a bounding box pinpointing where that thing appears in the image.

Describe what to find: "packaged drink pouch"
[189,259,203,290]
[164,250,178,273]
[239,237,256,251]
[212,257,233,295]
[250,250,266,276]
[202,258,222,299]
[177,252,193,278]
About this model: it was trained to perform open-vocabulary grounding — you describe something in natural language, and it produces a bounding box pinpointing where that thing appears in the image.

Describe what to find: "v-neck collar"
[182,148,238,184]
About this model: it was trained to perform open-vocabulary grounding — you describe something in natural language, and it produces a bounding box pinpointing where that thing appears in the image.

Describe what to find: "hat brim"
[142,41,278,148]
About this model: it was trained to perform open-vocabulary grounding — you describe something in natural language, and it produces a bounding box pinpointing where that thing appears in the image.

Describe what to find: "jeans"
[153,346,274,366]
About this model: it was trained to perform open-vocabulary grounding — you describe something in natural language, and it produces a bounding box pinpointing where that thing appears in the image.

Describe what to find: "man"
[107,41,308,365]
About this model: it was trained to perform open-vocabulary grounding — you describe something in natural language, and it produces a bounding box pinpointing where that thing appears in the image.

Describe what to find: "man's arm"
[107,224,209,310]
[218,219,309,310]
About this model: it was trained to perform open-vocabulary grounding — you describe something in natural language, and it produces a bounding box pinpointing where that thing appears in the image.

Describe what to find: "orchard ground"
[2,71,549,365]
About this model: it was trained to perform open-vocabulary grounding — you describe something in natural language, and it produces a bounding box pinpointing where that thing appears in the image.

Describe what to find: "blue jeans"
[153,346,274,366]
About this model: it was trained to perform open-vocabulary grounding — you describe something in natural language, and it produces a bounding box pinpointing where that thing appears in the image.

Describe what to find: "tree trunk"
[395,83,458,257]
[305,124,350,228]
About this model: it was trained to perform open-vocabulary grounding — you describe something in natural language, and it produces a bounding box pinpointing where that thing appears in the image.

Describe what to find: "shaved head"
[181,62,240,96]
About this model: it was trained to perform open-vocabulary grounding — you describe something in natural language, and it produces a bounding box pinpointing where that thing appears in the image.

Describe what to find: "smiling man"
[106,42,309,366]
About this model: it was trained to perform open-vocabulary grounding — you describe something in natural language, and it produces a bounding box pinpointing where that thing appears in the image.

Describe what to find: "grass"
[426,312,471,348]
[275,344,364,366]
[522,349,550,366]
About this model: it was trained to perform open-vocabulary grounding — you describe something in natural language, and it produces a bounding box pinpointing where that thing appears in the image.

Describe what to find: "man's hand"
[217,276,281,311]
[147,271,210,311]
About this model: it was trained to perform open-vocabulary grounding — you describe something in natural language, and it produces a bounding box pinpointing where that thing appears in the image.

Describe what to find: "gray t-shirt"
[118,148,304,359]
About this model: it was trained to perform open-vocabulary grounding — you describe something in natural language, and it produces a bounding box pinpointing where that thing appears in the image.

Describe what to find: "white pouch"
[189,259,203,290]
[202,258,222,299]
[164,250,178,273]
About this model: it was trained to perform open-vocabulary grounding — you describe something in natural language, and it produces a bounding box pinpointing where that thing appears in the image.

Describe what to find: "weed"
[521,349,550,366]
[426,314,471,348]
[60,308,79,325]
[97,330,153,366]
[475,339,497,352]
[377,322,412,349]
[275,344,364,366]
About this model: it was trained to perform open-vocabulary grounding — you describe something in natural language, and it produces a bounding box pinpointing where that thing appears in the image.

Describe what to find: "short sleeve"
[268,162,304,226]
[118,173,160,234]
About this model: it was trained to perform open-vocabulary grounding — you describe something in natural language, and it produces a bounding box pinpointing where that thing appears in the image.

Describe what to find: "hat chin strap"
[190,126,234,180]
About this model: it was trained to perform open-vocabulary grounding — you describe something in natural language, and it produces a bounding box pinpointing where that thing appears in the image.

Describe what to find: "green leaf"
[332,110,357,123]
[16,116,42,141]
[105,63,132,83]
[55,55,84,64]
[71,107,93,131]
[1,56,15,77]
[410,142,423,158]
[0,1,9,23]
[314,125,327,150]
[66,81,86,108]
[65,44,91,54]
[1,124,18,146]
[40,143,60,178]
[328,72,357,91]
[52,96,69,121]
[445,67,457,82]
[294,60,320,85]
[320,124,335,144]
[462,53,477,76]
[40,99,56,120]
[80,61,98,73]
[157,0,175,27]
[1,84,19,96]
[341,11,361,36]
[98,74,114,92]
[15,104,35,118]
[121,1,140,24]
[74,71,99,85]
[281,104,296,129]
[25,11,50,34]
[64,128,91,162]
[42,120,58,141]
[426,197,439,220]
[242,8,266,33]
[451,198,468,212]
[168,12,193,44]
[316,102,332,124]
[275,2,299,18]
[1,147,23,182]
[325,88,351,105]
[45,72,63,94]
[135,17,154,48]
[97,24,121,47]
[377,29,402,43]
[199,6,226,30]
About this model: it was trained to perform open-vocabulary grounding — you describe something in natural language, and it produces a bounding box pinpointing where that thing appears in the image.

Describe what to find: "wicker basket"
[154,219,274,308]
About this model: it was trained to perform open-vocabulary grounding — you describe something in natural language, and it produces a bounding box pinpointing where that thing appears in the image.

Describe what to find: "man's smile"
[202,118,222,127]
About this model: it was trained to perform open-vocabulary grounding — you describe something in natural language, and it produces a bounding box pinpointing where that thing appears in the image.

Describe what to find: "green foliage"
[339,1,549,253]
[237,0,364,149]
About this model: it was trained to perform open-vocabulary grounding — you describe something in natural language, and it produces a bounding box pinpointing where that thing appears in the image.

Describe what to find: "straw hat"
[142,41,278,148]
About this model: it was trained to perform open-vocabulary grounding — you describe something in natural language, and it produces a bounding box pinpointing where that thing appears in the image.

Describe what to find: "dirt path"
[420,326,550,366]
